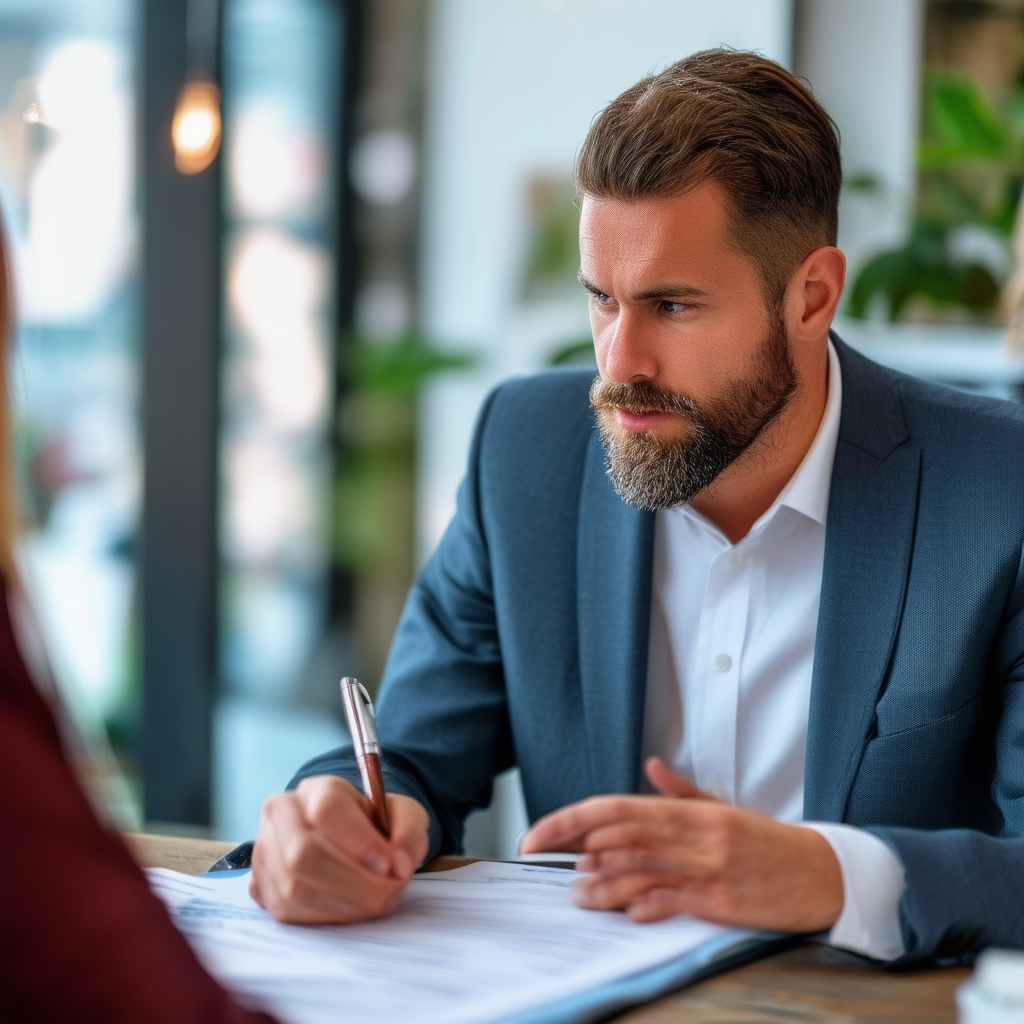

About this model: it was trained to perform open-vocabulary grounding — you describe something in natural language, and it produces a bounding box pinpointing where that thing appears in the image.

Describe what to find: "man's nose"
[599,309,657,384]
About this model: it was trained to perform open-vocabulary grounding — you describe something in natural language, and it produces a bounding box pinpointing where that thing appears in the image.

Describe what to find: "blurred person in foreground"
[0,212,278,1023]
[251,50,1024,965]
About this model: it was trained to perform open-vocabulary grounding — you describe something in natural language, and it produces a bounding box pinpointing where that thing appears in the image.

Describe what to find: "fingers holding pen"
[250,777,412,924]
[252,676,431,926]
[295,776,396,876]
[297,780,430,883]
[385,793,431,880]
[250,790,402,923]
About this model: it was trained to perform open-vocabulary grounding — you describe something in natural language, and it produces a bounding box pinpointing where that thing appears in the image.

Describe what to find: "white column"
[795,0,925,278]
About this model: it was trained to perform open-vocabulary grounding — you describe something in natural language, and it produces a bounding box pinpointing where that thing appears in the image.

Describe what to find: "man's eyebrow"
[576,272,709,301]
[633,283,709,301]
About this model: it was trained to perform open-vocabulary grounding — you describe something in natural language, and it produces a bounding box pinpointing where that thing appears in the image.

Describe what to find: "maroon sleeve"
[0,587,279,1024]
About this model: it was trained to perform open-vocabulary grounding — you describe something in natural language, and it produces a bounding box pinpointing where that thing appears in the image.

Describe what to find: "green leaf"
[546,338,596,366]
[921,75,1006,163]
[345,333,478,394]
[847,217,1001,321]
[845,172,884,192]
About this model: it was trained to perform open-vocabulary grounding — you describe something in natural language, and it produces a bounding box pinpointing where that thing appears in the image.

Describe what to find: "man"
[249,50,1024,964]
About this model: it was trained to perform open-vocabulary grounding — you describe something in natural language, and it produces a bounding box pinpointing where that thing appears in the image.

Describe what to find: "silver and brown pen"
[339,676,391,838]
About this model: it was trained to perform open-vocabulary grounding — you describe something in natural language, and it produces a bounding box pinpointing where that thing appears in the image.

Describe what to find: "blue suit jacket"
[294,337,1024,965]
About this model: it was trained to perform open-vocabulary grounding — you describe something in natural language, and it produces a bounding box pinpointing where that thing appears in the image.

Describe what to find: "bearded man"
[248,50,1024,964]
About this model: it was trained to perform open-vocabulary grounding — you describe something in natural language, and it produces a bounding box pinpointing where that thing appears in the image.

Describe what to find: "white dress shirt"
[640,341,906,961]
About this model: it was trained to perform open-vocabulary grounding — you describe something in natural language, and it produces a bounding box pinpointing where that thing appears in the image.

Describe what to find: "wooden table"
[127,834,969,1023]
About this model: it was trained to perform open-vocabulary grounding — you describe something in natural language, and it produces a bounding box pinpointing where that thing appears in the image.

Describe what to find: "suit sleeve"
[872,538,1024,965]
[290,387,513,859]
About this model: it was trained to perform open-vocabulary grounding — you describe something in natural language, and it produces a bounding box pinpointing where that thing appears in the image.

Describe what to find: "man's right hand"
[249,775,431,924]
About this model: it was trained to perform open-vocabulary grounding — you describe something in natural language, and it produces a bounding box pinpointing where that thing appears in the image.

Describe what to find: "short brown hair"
[575,49,841,307]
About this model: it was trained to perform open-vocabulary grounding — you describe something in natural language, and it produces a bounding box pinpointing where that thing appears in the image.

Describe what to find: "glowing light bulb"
[171,78,221,175]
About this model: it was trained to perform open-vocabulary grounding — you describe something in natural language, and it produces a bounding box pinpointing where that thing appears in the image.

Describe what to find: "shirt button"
[714,653,732,672]
[729,552,743,569]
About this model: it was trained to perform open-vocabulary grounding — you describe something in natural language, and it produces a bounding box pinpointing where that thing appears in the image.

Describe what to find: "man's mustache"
[589,376,701,419]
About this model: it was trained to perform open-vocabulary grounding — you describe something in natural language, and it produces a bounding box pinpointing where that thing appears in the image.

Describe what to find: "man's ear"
[784,246,846,343]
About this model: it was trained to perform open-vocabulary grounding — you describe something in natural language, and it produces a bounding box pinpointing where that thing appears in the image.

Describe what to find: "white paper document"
[148,861,757,1024]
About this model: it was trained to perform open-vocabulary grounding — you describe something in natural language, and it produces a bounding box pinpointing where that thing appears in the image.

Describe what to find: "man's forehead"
[578,184,744,288]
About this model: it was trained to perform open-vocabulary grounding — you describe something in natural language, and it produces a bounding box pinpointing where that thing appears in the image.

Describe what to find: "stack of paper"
[149,861,770,1024]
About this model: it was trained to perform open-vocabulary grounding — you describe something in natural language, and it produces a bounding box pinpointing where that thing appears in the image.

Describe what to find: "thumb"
[644,756,720,800]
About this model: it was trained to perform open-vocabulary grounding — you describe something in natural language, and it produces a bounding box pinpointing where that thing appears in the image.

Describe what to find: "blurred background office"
[1,0,1021,855]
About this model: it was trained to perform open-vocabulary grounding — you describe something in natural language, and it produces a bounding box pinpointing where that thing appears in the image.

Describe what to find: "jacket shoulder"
[476,369,597,460]
[467,370,598,519]
[486,369,595,427]
[890,363,1024,464]
[834,336,1024,462]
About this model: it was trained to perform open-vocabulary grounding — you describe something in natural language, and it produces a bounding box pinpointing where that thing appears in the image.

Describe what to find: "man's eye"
[660,300,691,314]
[594,291,612,304]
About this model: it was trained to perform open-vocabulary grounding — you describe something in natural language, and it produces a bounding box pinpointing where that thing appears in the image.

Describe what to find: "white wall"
[417,0,794,560]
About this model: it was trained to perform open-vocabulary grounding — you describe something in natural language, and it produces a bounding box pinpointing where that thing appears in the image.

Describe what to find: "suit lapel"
[804,339,921,821]
[577,429,655,796]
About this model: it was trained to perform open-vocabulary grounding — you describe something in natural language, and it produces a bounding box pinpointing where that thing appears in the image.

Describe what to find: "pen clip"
[340,676,381,756]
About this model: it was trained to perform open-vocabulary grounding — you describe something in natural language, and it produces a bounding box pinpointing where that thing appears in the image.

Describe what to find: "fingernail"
[393,848,413,880]
[362,849,390,876]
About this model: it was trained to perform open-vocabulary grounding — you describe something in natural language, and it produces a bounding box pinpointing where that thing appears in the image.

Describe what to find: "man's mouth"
[612,407,675,433]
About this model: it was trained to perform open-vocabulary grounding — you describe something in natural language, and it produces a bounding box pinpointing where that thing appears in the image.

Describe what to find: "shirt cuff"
[800,822,906,961]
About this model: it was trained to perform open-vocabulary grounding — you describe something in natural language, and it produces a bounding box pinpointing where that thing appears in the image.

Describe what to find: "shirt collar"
[764,337,842,528]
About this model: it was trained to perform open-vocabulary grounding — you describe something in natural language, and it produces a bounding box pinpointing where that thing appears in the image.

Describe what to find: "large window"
[0,0,141,824]
[215,0,349,839]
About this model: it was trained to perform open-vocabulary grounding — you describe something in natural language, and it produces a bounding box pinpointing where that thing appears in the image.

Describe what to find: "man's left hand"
[520,756,843,932]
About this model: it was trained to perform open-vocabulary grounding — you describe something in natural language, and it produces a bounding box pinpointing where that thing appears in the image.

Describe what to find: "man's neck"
[688,344,830,544]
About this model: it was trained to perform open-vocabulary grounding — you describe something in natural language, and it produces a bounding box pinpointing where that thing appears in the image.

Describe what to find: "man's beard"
[589,317,798,511]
